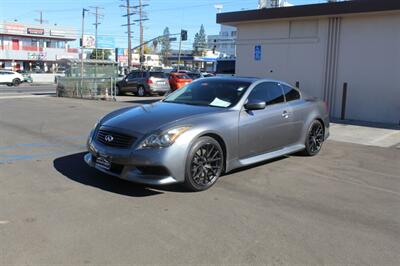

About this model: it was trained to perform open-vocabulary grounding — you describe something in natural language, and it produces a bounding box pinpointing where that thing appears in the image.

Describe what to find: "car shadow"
[53,152,189,197]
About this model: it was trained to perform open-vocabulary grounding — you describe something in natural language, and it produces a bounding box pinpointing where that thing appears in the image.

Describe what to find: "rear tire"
[302,120,324,156]
[184,137,224,192]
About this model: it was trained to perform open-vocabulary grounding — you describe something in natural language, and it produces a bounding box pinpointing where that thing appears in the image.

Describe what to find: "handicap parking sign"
[254,45,262,61]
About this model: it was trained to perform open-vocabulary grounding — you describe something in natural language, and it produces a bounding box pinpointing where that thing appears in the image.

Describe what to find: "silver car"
[85,77,329,191]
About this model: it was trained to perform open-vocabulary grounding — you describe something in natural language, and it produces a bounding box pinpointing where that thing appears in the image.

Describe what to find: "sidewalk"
[330,122,400,148]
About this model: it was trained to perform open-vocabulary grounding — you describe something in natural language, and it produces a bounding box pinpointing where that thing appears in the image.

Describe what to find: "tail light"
[147,78,153,85]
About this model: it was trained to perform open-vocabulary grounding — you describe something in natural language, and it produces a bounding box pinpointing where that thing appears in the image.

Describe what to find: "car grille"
[96,130,136,148]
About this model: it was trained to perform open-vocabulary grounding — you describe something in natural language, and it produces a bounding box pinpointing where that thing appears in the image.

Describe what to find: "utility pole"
[121,0,135,71]
[80,8,89,78]
[90,6,104,59]
[132,1,148,69]
[35,11,48,24]
[139,0,144,68]
[89,6,104,79]
[177,31,182,71]
[177,30,187,71]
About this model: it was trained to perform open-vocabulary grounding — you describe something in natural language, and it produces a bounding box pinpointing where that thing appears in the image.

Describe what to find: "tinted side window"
[127,73,135,80]
[248,82,285,105]
[281,84,300,102]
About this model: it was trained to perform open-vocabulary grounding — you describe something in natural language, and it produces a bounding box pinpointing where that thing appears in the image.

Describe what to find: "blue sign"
[254,45,262,61]
[97,36,116,49]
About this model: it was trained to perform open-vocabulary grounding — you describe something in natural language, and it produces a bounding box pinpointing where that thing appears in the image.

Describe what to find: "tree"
[193,32,199,55]
[193,24,207,56]
[160,27,171,66]
[135,45,152,54]
[89,49,111,60]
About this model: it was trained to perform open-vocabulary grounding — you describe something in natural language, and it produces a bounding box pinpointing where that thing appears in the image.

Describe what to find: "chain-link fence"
[56,59,119,100]
[56,77,117,100]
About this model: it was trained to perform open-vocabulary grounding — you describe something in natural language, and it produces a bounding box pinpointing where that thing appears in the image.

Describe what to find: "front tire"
[12,78,21,87]
[184,137,224,191]
[303,120,324,156]
[137,86,146,97]
[115,85,122,96]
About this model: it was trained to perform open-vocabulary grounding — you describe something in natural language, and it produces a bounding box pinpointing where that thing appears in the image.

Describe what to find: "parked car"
[0,70,24,86]
[85,77,330,191]
[169,72,193,91]
[16,70,33,83]
[116,71,170,96]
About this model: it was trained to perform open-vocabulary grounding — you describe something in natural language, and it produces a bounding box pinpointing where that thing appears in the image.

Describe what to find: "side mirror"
[244,100,266,110]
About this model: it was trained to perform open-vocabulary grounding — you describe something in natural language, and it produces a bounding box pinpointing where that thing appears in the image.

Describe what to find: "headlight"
[89,120,100,142]
[139,126,190,148]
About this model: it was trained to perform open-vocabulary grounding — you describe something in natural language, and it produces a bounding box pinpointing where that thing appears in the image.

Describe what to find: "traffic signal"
[181,30,188,41]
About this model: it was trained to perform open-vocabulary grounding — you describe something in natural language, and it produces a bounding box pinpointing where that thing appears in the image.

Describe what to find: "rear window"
[149,72,167,78]
[176,74,191,79]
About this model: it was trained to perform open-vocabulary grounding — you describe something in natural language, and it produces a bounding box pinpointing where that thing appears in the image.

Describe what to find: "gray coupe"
[85,77,329,191]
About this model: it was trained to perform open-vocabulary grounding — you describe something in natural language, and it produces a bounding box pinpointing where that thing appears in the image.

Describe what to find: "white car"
[0,70,24,86]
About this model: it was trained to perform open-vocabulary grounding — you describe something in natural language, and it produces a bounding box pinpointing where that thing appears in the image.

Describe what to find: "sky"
[0,0,324,50]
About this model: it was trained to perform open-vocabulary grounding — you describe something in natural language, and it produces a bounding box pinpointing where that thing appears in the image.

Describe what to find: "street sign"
[254,45,262,61]
[169,37,177,42]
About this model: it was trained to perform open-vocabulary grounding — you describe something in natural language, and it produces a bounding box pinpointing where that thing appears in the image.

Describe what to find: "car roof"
[202,76,294,86]
[202,76,259,83]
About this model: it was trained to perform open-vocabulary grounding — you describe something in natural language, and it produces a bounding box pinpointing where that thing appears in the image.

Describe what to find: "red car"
[169,73,193,91]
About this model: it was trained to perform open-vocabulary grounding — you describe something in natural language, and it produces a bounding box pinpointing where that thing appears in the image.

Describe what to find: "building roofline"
[217,0,400,24]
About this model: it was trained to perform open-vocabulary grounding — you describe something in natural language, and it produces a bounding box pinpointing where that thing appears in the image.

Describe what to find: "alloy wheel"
[190,143,223,187]
[308,122,324,154]
[138,87,145,97]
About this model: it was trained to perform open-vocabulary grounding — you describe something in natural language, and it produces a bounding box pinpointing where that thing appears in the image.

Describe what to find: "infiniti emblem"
[104,135,114,142]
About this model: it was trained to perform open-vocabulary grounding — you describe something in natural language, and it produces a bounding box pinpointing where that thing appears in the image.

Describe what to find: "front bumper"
[84,153,178,185]
[85,136,189,185]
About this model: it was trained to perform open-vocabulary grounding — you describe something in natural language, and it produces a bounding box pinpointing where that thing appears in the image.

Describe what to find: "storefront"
[0,21,79,72]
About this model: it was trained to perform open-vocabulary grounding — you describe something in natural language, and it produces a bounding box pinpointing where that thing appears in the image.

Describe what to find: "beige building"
[217,0,400,125]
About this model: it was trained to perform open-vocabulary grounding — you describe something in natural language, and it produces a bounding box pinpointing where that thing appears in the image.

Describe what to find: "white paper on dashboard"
[210,97,231,107]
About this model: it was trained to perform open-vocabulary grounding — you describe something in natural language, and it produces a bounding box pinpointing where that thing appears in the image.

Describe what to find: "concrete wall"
[334,13,400,124]
[234,12,400,124]
[236,19,328,99]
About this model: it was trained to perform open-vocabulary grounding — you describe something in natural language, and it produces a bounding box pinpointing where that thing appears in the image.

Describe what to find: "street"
[1,90,399,265]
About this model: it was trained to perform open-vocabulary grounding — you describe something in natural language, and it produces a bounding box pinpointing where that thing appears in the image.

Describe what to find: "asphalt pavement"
[0,92,399,265]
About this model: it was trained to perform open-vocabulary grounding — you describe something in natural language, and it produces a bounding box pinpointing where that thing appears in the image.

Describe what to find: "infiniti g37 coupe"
[85,77,329,191]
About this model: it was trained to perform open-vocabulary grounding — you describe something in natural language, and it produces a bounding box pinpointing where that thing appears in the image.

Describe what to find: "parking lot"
[1,87,400,265]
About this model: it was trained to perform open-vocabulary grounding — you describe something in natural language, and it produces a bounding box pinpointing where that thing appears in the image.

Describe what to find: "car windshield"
[164,79,251,108]
[149,72,167,78]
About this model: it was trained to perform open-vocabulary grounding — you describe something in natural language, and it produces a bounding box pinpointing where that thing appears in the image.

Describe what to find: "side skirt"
[237,144,305,167]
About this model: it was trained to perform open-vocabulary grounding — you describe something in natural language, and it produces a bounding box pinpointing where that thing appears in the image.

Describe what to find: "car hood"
[101,101,223,135]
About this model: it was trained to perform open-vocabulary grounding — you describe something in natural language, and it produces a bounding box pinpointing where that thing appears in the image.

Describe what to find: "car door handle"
[282,110,289,118]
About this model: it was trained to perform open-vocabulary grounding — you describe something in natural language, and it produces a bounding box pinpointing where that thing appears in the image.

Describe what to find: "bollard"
[341,82,348,120]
